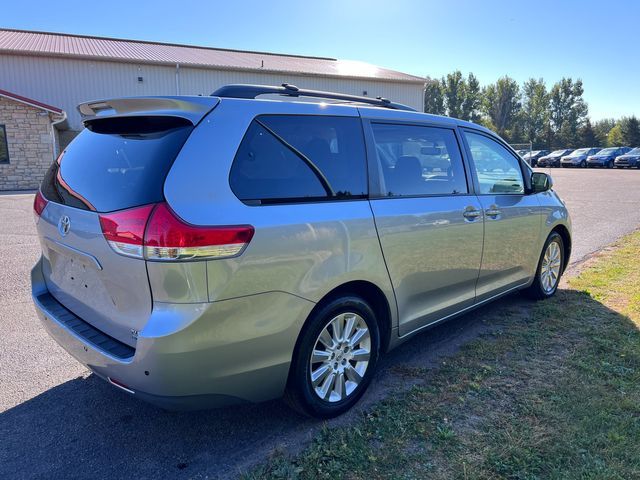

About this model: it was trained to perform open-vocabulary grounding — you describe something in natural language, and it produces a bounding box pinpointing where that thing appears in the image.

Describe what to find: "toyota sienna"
[31,84,571,418]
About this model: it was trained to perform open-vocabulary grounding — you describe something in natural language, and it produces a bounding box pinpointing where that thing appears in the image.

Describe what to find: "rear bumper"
[31,258,315,410]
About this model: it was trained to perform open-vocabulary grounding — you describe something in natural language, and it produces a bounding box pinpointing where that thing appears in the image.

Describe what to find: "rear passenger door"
[461,129,542,300]
[366,121,484,336]
[222,112,397,308]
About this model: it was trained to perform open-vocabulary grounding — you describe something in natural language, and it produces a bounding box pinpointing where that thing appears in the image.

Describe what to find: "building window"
[0,125,8,164]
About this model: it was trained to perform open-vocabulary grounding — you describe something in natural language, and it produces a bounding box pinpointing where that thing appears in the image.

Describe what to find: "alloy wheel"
[309,312,371,402]
[541,240,562,293]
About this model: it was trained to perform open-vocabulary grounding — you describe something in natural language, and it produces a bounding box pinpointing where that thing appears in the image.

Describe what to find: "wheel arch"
[551,224,572,272]
[293,280,393,361]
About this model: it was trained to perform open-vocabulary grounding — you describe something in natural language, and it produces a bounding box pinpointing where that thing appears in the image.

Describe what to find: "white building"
[0,28,425,142]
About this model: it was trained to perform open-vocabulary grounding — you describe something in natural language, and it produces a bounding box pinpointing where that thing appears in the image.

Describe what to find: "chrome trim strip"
[107,377,135,394]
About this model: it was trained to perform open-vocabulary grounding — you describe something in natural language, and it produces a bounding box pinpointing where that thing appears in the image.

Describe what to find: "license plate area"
[47,247,104,302]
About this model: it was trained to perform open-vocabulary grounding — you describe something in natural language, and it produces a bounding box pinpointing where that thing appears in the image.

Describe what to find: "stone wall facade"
[0,96,60,191]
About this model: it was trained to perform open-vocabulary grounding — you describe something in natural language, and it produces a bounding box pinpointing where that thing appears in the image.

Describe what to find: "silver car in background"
[31,84,571,418]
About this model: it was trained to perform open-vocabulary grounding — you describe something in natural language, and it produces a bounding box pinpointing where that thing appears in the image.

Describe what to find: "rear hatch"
[35,96,218,347]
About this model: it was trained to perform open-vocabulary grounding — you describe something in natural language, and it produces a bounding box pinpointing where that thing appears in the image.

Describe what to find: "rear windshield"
[41,117,192,212]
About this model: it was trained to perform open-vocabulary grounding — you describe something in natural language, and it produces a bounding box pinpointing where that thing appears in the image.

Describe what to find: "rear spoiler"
[77,96,220,126]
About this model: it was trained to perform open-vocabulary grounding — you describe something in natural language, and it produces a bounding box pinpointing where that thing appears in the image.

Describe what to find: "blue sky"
[3,0,639,120]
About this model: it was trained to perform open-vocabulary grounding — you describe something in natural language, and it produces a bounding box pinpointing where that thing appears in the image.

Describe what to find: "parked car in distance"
[614,147,640,168]
[560,147,601,168]
[537,149,574,168]
[587,146,632,168]
[516,149,530,158]
[523,150,549,167]
[31,84,572,418]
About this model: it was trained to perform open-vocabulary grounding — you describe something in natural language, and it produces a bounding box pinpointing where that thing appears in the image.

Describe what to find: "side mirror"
[531,172,553,193]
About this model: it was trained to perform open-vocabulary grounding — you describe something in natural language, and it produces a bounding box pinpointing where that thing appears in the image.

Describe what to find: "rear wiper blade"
[254,118,335,197]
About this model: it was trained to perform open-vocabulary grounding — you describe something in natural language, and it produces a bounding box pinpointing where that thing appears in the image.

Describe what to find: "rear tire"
[284,296,380,418]
[522,232,564,301]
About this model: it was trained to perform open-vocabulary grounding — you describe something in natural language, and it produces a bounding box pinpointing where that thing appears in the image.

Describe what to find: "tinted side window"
[230,115,367,203]
[370,123,468,197]
[464,131,525,195]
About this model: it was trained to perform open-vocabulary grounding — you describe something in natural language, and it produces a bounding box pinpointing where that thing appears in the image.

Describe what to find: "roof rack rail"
[210,83,416,111]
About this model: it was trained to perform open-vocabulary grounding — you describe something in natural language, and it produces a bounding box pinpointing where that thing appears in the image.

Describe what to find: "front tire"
[522,232,564,300]
[284,296,380,418]
[580,160,586,168]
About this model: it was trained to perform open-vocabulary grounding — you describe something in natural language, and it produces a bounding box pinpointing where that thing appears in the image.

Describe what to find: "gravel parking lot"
[1,168,639,479]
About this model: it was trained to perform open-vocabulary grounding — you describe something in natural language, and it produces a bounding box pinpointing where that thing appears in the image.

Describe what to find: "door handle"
[463,208,481,220]
[485,205,502,218]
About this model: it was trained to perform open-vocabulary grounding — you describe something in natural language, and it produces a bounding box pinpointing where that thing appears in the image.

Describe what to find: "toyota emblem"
[58,215,71,236]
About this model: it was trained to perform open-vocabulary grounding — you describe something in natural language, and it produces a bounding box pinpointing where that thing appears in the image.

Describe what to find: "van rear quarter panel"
[162,98,398,327]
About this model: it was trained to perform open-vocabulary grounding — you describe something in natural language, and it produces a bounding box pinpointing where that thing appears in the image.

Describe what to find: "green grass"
[245,232,640,480]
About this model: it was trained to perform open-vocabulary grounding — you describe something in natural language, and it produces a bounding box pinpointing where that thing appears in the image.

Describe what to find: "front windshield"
[628,148,640,155]
[570,148,589,156]
[550,150,566,157]
[598,148,616,155]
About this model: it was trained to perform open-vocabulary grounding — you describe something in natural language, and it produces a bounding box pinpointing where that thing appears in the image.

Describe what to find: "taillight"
[99,204,155,258]
[33,190,48,220]
[144,203,254,261]
[98,202,254,261]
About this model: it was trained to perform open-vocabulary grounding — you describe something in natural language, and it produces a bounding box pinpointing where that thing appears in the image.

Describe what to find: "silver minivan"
[31,84,571,418]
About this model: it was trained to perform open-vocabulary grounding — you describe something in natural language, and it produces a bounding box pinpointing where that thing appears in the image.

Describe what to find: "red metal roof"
[0,29,425,84]
[0,88,63,114]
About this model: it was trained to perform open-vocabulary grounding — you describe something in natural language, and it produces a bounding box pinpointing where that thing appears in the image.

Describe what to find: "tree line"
[424,71,640,149]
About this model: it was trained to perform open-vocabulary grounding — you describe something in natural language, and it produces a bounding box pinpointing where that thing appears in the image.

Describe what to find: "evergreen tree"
[423,77,445,115]
[619,116,640,146]
[579,119,597,147]
[593,119,616,146]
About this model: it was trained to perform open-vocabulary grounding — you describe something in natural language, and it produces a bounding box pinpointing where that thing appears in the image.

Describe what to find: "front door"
[367,122,484,336]
[461,130,543,301]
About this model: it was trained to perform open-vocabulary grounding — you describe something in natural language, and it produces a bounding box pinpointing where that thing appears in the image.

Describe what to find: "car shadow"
[1,291,632,479]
